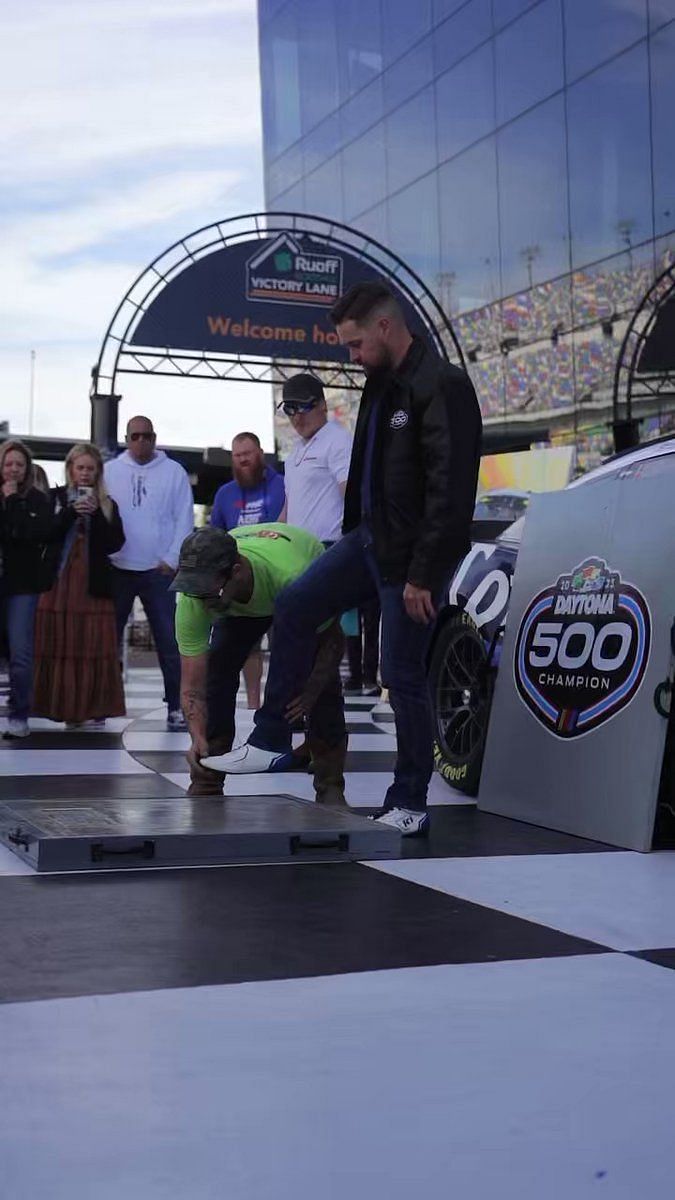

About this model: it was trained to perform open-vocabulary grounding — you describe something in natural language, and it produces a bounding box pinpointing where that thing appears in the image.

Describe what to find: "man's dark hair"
[330,281,400,327]
[232,431,261,448]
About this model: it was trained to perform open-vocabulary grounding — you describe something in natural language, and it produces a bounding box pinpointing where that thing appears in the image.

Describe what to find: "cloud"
[0,0,272,448]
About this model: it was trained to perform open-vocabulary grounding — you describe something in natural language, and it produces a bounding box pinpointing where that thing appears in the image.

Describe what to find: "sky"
[0,0,274,455]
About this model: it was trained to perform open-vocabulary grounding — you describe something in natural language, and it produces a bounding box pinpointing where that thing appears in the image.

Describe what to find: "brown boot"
[186,740,228,797]
[308,735,349,808]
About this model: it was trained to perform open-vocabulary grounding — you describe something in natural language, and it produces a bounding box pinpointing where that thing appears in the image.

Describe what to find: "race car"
[429,436,675,795]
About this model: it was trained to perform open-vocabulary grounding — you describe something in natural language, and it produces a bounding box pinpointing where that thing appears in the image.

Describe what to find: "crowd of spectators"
[0,419,194,738]
[0,397,383,741]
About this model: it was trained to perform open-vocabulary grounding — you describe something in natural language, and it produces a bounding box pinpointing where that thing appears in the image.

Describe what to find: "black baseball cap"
[279,373,325,407]
[170,527,239,596]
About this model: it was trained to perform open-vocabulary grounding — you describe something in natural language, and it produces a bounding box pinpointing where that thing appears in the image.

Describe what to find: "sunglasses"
[279,400,319,417]
[129,431,154,442]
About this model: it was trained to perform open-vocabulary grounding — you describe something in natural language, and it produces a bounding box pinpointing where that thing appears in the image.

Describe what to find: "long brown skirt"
[33,532,126,723]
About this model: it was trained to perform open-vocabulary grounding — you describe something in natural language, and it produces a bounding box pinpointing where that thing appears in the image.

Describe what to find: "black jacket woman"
[33,442,127,728]
[0,439,53,738]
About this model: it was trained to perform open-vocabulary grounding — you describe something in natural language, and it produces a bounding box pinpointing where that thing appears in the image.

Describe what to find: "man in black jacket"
[204,282,482,835]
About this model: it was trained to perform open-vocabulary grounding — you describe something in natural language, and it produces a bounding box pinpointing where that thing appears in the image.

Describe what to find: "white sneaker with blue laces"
[372,807,430,836]
[201,744,290,774]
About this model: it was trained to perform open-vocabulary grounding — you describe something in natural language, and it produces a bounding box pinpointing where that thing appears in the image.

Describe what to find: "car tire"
[429,611,494,797]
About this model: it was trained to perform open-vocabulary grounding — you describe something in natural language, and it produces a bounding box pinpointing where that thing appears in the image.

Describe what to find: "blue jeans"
[249,528,447,812]
[1,593,39,720]
[112,568,181,711]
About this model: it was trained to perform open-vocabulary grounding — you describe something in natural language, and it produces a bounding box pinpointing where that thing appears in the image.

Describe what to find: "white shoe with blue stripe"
[201,744,291,774]
[371,808,430,836]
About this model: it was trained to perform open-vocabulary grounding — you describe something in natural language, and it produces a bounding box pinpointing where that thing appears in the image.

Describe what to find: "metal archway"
[612,259,675,446]
[91,212,464,444]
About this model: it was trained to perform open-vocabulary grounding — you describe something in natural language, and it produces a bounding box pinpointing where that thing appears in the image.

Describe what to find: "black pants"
[346,598,381,685]
[206,615,345,751]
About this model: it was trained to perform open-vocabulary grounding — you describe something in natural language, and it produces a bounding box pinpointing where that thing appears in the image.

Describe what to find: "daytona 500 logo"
[513,558,651,738]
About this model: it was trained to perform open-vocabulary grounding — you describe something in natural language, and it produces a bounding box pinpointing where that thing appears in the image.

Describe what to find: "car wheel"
[429,612,494,797]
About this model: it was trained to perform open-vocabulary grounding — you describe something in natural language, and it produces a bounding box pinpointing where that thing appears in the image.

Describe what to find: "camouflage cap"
[170,527,239,596]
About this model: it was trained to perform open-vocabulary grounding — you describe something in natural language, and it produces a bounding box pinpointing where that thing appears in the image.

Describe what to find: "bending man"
[172,523,346,806]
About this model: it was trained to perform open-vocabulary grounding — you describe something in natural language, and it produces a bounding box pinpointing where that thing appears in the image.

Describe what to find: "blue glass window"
[493,0,542,30]
[650,22,675,236]
[302,113,341,175]
[304,155,344,221]
[342,124,388,219]
[439,139,500,313]
[433,0,492,77]
[386,87,437,194]
[563,0,648,83]
[649,0,675,28]
[436,42,495,164]
[567,44,652,267]
[259,2,302,159]
[337,0,383,99]
[354,203,389,248]
[382,0,432,65]
[382,36,434,112]
[498,95,570,294]
[432,0,468,22]
[495,0,564,126]
[297,0,339,134]
[340,77,383,144]
[388,174,441,289]
[266,141,304,201]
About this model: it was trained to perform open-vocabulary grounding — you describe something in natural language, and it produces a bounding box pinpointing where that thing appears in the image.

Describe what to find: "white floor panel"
[370,851,675,952]
[123,731,191,752]
[3,718,135,734]
[1,954,673,1199]
[0,749,153,776]
[0,842,34,875]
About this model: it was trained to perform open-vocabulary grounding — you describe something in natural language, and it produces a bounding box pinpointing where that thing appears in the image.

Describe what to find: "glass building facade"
[258,0,675,465]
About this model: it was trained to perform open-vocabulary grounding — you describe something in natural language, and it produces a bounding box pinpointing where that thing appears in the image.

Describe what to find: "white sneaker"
[201,744,290,774]
[167,710,187,731]
[372,807,430,836]
[4,718,30,739]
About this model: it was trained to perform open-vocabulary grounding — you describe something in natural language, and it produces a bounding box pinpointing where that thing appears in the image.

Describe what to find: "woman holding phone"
[33,443,126,727]
[0,439,54,738]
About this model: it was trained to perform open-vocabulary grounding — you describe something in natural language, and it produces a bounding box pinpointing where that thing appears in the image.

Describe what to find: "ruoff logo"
[245,233,343,307]
[513,557,651,738]
[390,410,408,429]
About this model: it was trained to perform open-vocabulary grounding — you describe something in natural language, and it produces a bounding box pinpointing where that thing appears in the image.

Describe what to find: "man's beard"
[363,346,394,379]
[233,462,264,489]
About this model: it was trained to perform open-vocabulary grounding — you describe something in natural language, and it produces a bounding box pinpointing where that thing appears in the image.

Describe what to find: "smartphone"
[76,486,93,499]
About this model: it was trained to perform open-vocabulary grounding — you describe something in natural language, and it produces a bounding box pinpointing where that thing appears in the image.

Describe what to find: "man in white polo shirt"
[278,373,352,545]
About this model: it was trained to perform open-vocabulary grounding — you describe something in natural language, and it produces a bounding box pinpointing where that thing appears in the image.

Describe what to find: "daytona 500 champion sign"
[514,557,651,738]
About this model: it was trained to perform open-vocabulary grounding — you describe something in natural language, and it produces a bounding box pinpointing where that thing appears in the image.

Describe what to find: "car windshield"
[473,494,529,523]
[497,515,526,545]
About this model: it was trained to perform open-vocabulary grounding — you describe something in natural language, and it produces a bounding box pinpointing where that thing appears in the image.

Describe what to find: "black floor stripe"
[630,948,675,971]
[0,864,610,1003]
[411,806,618,858]
[0,775,187,801]
[130,749,398,774]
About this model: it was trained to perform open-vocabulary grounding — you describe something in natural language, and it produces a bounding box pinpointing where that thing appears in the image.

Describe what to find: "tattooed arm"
[180,653,209,758]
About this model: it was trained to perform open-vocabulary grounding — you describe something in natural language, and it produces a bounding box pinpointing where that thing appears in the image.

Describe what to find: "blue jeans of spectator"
[112,568,181,712]
[249,527,447,812]
[1,593,39,721]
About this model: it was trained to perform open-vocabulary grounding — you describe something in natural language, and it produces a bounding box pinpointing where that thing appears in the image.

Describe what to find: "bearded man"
[210,432,285,708]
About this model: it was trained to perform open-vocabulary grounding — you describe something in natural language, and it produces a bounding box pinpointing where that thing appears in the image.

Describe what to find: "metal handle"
[90,839,155,863]
[6,828,32,851]
[289,833,349,854]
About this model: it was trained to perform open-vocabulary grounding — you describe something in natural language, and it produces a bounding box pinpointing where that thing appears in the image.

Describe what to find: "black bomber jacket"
[342,336,482,593]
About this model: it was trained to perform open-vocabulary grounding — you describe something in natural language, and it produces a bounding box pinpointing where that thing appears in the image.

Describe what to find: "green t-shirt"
[175,523,325,657]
